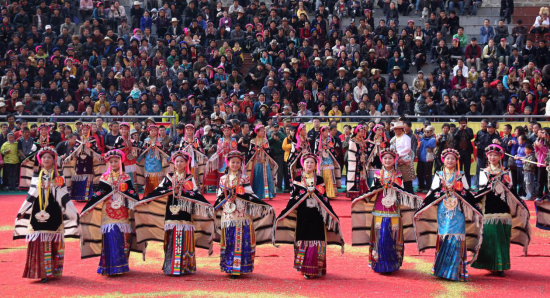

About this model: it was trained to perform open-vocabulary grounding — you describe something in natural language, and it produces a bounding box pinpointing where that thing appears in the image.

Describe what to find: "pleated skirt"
[163,227,196,275]
[471,222,511,271]
[71,175,94,202]
[294,241,327,277]
[370,217,404,273]
[98,225,131,276]
[432,235,468,282]
[23,234,64,279]
[220,223,256,275]
[321,169,337,198]
[144,176,161,197]
[252,163,275,200]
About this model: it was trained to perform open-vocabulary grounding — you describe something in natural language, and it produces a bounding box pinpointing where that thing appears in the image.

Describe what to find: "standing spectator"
[534,130,549,199]
[454,117,474,185]
[1,133,20,191]
[268,123,286,192]
[17,127,34,161]
[479,19,495,45]
[417,126,436,192]
[522,144,536,200]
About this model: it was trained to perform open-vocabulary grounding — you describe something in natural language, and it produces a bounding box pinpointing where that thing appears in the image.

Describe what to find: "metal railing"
[2,115,178,137]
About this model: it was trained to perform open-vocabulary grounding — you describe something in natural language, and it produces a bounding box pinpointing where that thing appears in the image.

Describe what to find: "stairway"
[241,53,261,93]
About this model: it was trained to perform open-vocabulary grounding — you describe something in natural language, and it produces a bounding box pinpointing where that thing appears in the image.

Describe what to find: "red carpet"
[1,194,549,298]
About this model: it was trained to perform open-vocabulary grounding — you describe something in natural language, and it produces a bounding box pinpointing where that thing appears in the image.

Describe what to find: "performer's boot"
[40,278,49,283]
[230,274,239,279]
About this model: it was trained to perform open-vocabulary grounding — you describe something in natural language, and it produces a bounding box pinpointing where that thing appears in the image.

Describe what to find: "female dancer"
[135,151,215,276]
[136,124,170,196]
[64,123,104,201]
[214,150,275,278]
[414,148,483,282]
[113,122,140,186]
[287,123,311,181]
[205,124,237,188]
[19,123,55,190]
[246,124,278,200]
[179,124,208,188]
[80,149,144,276]
[347,125,369,198]
[14,147,79,282]
[351,148,422,273]
[471,144,531,276]
[314,126,341,199]
[273,153,344,279]
[364,124,390,186]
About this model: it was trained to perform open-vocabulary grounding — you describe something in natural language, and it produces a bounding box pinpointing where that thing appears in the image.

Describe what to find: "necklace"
[223,172,243,213]
[169,171,189,215]
[35,169,52,223]
[380,168,397,208]
[302,171,317,208]
[442,169,459,215]
[109,170,124,209]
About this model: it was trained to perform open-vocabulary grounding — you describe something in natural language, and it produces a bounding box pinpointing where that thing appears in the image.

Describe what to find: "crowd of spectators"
[0,1,549,194]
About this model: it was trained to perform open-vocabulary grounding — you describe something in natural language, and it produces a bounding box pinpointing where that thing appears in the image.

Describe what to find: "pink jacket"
[534,140,548,168]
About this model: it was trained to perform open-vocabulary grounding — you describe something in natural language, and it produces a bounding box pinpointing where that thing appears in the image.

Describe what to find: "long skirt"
[220,223,256,275]
[98,225,131,276]
[432,235,468,282]
[252,163,275,200]
[370,216,404,273]
[471,221,511,271]
[71,174,94,201]
[144,176,161,197]
[294,240,327,276]
[23,233,64,279]
[163,226,196,275]
[321,169,337,198]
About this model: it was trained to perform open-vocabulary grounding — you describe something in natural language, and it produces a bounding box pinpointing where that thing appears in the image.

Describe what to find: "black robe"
[273,176,344,252]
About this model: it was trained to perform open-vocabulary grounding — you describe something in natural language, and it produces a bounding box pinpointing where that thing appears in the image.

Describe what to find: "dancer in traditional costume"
[113,122,140,187]
[347,125,369,198]
[351,148,422,274]
[246,124,278,200]
[273,153,344,279]
[287,123,311,181]
[214,151,275,278]
[313,126,341,199]
[414,149,483,282]
[134,150,215,276]
[80,149,144,276]
[179,124,208,188]
[471,144,531,276]
[205,124,237,187]
[19,123,55,190]
[14,147,79,282]
[63,123,104,201]
[364,124,390,186]
[136,124,170,196]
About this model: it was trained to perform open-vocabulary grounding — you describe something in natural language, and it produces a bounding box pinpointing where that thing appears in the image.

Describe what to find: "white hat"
[45,25,51,30]
[204,125,212,133]
[171,18,178,22]
[134,1,141,5]
[149,85,157,89]
[0,102,5,108]
[314,57,322,62]
[15,102,24,108]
